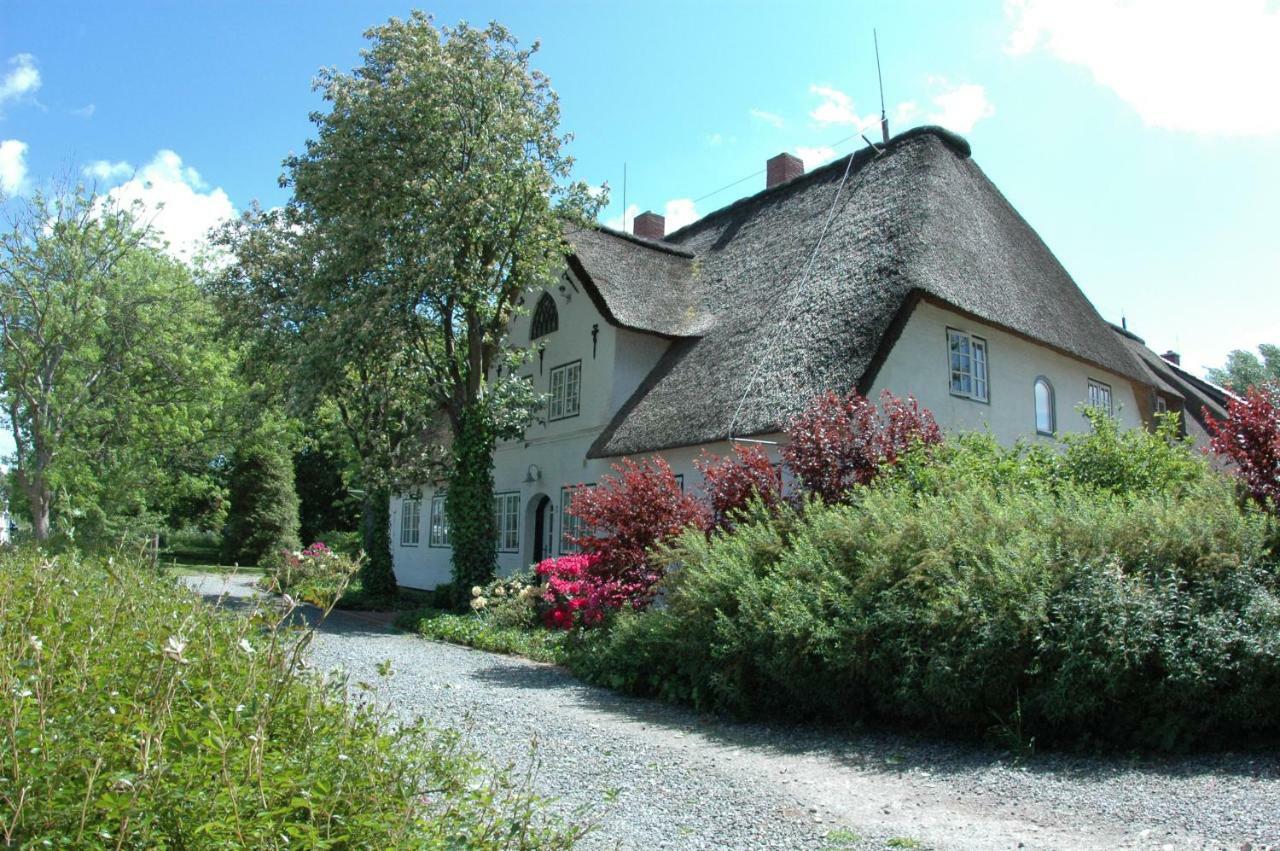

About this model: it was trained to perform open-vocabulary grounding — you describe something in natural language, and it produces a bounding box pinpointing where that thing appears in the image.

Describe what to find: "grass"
[0,546,595,847]
[396,608,570,665]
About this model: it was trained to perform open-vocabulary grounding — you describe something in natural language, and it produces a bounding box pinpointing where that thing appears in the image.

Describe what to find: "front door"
[532,495,553,563]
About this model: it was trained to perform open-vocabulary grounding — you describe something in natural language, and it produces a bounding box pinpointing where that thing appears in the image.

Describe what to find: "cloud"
[795,146,836,170]
[605,203,637,232]
[71,103,96,119]
[1005,0,1280,136]
[84,159,134,183]
[0,140,28,195]
[663,198,699,231]
[808,85,877,129]
[893,101,920,126]
[749,108,786,129]
[0,54,40,108]
[102,150,235,263]
[927,80,995,133]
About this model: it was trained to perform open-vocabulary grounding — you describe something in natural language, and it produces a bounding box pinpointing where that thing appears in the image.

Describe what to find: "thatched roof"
[1111,324,1232,447]
[568,126,1153,458]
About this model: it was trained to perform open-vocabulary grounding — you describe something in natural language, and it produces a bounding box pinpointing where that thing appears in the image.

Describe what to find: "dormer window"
[530,292,558,341]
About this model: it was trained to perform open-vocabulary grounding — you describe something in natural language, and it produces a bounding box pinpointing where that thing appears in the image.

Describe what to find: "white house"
[391,126,1214,590]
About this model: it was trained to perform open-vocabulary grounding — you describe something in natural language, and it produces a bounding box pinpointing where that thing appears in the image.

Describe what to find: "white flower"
[337,753,350,761]
[238,638,255,655]
[28,635,43,654]
[235,704,246,713]
[471,586,483,598]
[163,635,189,664]
[470,597,487,611]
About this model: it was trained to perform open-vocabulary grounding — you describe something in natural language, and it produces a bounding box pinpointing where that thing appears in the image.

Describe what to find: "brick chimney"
[1161,350,1181,366]
[633,210,665,240]
[766,152,804,189]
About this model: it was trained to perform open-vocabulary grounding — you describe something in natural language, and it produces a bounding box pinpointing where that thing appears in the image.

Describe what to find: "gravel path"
[185,573,1280,851]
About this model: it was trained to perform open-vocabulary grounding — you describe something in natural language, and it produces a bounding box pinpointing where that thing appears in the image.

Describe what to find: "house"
[392,126,1203,590]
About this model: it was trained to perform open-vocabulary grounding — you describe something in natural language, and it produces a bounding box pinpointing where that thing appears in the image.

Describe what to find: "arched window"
[1034,377,1056,435]
[530,292,558,341]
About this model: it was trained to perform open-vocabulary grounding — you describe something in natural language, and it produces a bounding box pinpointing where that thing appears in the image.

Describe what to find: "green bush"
[222,439,301,567]
[0,547,593,847]
[568,423,1280,750]
[397,608,570,665]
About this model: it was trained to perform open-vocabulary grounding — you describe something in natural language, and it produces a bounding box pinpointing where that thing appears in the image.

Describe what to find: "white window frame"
[428,493,450,548]
[400,497,421,547]
[1088,379,1113,415]
[548,360,582,421]
[1034,376,1056,435]
[493,492,520,553]
[560,484,594,554]
[947,328,989,403]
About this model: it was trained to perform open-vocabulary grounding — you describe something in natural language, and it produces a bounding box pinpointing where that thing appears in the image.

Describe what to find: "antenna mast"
[622,162,628,233]
[874,29,889,145]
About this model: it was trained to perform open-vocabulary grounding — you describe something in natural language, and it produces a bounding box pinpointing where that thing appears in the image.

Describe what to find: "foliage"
[468,570,542,630]
[447,409,499,608]
[294,419,361,544]
[780,389,942,505]
[397,608,570,665]
[221,426,301,566]
[567,428,1280,751]
[695,443,781,532]
[535,553,652,630]
[1207,386,1280,513]
[0,547,594,847]
[1207,343,1280,393]
[261,541,361,608]
[1,182,237,543]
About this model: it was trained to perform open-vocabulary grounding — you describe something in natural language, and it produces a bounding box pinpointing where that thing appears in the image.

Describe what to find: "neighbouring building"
[392,126,1227,590]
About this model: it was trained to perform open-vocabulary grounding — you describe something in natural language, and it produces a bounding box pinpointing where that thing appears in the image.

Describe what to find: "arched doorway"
[531,494,554,564]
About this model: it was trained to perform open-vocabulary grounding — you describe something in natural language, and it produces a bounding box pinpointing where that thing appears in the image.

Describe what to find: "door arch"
[530,494,554,564]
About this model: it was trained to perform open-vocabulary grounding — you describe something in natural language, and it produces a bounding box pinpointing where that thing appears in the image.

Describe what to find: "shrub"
[396,607,570,665]
[1207,387,1280,513]
[568,433,1280,750]
[261,541,362,608]
[695,443,782,532]
[221,439,301,566]
[0,547,592,847]
[780,389,941,504]
[468,569,541,630]
[535,553,659,630]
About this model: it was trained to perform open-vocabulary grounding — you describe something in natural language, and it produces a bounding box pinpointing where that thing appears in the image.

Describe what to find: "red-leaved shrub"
[1206,387,1280,513]
[781,389,942,504]
[695,443,782,531]
[536,552,655,630]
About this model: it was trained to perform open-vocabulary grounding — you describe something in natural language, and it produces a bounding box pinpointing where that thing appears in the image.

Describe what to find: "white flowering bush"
[469,570,541,630]
[0,547,595,847]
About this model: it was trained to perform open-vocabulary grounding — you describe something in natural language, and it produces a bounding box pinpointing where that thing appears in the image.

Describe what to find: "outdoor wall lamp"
[523,464,542,484]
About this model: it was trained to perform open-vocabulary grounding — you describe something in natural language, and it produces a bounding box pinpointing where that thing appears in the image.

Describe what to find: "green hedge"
[569,423,1280,751]
[0,548,591,847]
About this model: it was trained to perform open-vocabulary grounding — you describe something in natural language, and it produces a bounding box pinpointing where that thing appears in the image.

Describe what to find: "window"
[1155,395,1168,414]
[400,498,421,547]
[674,474,685,491]
[548,361,581,421]
[560,484,594,554]
[428,493,449,548]
[1088,379,1113,415]
[530,292,558,340]
[1034,377,1056,435]
[947,329,989,402]
[493,492,520,552]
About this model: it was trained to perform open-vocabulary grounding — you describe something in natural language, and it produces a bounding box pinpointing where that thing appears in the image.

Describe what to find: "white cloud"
[0,139,28,195]
[808,85,877,129]
[795,146,836,170]
[605,203,637,232]
[893,101,920,126]
[749,108,786,128]
[1006,0,1280,136]
[84,159,134,183]
[927,80,995,133]
[0,54,40,108]
[663,198,699,231]
[71,103,96,119]
[102,150,235,263]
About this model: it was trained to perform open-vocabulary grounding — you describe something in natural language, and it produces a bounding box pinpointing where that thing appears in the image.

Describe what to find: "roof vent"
[766,152,804,189]
[1160,350,1181,366]
[633,211,665,240]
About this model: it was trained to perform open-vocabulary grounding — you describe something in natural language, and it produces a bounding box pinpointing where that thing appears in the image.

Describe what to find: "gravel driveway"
[185,573,1280,851]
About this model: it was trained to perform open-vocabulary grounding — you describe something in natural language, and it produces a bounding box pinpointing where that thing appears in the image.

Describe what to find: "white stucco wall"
[869,300,1144,443]
[392,292,1148,590]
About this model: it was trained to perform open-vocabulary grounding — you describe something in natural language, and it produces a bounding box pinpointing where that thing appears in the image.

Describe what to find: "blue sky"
[2,1,1278,460]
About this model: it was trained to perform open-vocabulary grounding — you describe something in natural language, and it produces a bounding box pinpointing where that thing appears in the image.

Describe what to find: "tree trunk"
[445,406,496,610]
[16,469,51,542]
[359,486,396,598]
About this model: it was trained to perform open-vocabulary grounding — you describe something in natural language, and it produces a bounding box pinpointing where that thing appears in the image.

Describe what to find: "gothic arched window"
[530,292,558,341]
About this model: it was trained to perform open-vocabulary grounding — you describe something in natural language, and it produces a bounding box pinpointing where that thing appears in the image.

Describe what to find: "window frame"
[493,491,521,553]
[399,497,421,547]
[559,483,595,555]
[548,359,582,422]
[1033,376,1056,436]
[530,292,559,341]
[1087,378,1114,415]
[428,492,450,548]
[946,327,990,404]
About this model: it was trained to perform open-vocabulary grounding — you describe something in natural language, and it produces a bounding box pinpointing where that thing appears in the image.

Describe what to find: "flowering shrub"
[695,443,782,532]
[781,389,942,504]
[261,541,361,607]
[1206,387,1280,513]
[536,554,608,630]
[468,570,541,630]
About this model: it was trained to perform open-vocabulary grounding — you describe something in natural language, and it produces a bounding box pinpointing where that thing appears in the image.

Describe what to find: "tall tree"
[217,15,599,600]
[0,184,235,542]
[1207,344,1280,394]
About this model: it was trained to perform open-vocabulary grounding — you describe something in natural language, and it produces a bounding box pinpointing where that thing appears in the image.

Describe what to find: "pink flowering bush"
[261,540,360,607]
